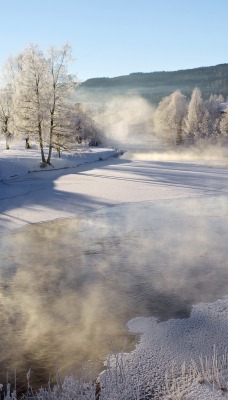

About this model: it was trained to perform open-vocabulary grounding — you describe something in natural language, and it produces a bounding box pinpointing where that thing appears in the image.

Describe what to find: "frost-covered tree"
[154,88,226,146]
[0,84,13,149]
[45,44,75,164]
[183,87,208,143]
[154,90,187,145]
[1,43,104,162]
[0,54,24,149]
[12,44,76,164]
[204,94,223,140]
[167,90,188,145]
[153,95,172,140]
[70,103,103,146]
[13,45,48,162]
[47,103,77,158]
[220,105,228,137]
[14,45,78,164]
[184,89,225,143]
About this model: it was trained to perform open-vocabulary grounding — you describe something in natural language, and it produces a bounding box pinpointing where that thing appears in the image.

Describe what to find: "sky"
[1,0,228,81]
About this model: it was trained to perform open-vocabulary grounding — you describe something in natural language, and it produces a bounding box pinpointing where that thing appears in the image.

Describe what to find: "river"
[0,192,228,392]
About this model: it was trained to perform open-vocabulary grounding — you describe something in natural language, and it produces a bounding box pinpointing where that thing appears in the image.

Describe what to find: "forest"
[79,63,228,104]
[153,88,228,146]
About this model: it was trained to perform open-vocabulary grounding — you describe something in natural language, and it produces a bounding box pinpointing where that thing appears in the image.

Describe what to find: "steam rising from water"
[79,92,228,166]
[131,142,228,164]
[0,196,228,390]
[94,95,155,147]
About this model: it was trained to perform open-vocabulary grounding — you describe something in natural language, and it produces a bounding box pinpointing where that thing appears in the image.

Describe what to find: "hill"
[76,64,228,105]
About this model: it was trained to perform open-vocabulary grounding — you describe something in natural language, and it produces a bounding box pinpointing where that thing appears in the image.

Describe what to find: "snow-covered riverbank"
[124,297,228,399]
[0,143,124,233]
[1,141,228,235]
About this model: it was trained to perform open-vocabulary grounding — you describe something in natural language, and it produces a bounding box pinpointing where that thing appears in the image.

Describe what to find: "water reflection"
[0,195,228,390]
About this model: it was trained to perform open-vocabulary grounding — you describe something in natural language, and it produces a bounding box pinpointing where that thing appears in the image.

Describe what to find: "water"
[0,194,228,391]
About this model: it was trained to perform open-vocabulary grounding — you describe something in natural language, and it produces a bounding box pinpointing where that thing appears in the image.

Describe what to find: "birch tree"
[1,43,101,163]
[46,44,74,164]
[13,45,48,162]
[0,84,13,149]
[0,54,23,149]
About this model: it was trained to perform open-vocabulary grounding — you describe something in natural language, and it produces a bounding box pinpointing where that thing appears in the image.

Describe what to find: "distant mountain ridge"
[78,64,228,104]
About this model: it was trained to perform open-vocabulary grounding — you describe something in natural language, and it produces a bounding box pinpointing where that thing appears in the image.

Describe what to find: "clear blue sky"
[1,0,228,81]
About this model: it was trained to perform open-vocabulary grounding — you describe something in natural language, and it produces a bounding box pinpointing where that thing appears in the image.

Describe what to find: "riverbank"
[0,142,124,233]
[1,140,228,235]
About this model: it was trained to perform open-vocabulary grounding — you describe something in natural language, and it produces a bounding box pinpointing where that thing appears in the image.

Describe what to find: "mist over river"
[0,193,228,391]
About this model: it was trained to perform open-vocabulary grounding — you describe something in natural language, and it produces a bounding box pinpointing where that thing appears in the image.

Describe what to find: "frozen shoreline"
[0,144,125,234]
[98,297,228,399]
[122,296,228,399]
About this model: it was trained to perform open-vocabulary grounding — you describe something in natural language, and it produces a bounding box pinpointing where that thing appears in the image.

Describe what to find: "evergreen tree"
[154,90,187,145]
[183,87,205,143]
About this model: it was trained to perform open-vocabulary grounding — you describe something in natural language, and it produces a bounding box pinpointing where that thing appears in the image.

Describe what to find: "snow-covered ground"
[123,297,228,399]
[0,141,124,233]
[1,139,228,399]
[0,139,228,235]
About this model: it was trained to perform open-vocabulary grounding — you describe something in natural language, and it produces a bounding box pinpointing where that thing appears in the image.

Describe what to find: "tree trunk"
[57,146,61,158]
[38,121,46,163]
[3,119,10,150]
[5,133,10,150]
[176,123,183,145]
[25,136,31,149]
[47,111,54,165]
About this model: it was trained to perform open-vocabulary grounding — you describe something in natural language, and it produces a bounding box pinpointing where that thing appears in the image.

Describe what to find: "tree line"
[0,44,101,164]
[81,64,228,104]
[1,45,227,159]
[153,88,228,146]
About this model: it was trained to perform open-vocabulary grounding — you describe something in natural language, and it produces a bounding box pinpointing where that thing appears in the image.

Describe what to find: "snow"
[0,141,124,233]
[1,139,228,235]
[218,102,228,113]
[0,141,123,181]
[1,138,228,399]
[123,297,228,399]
